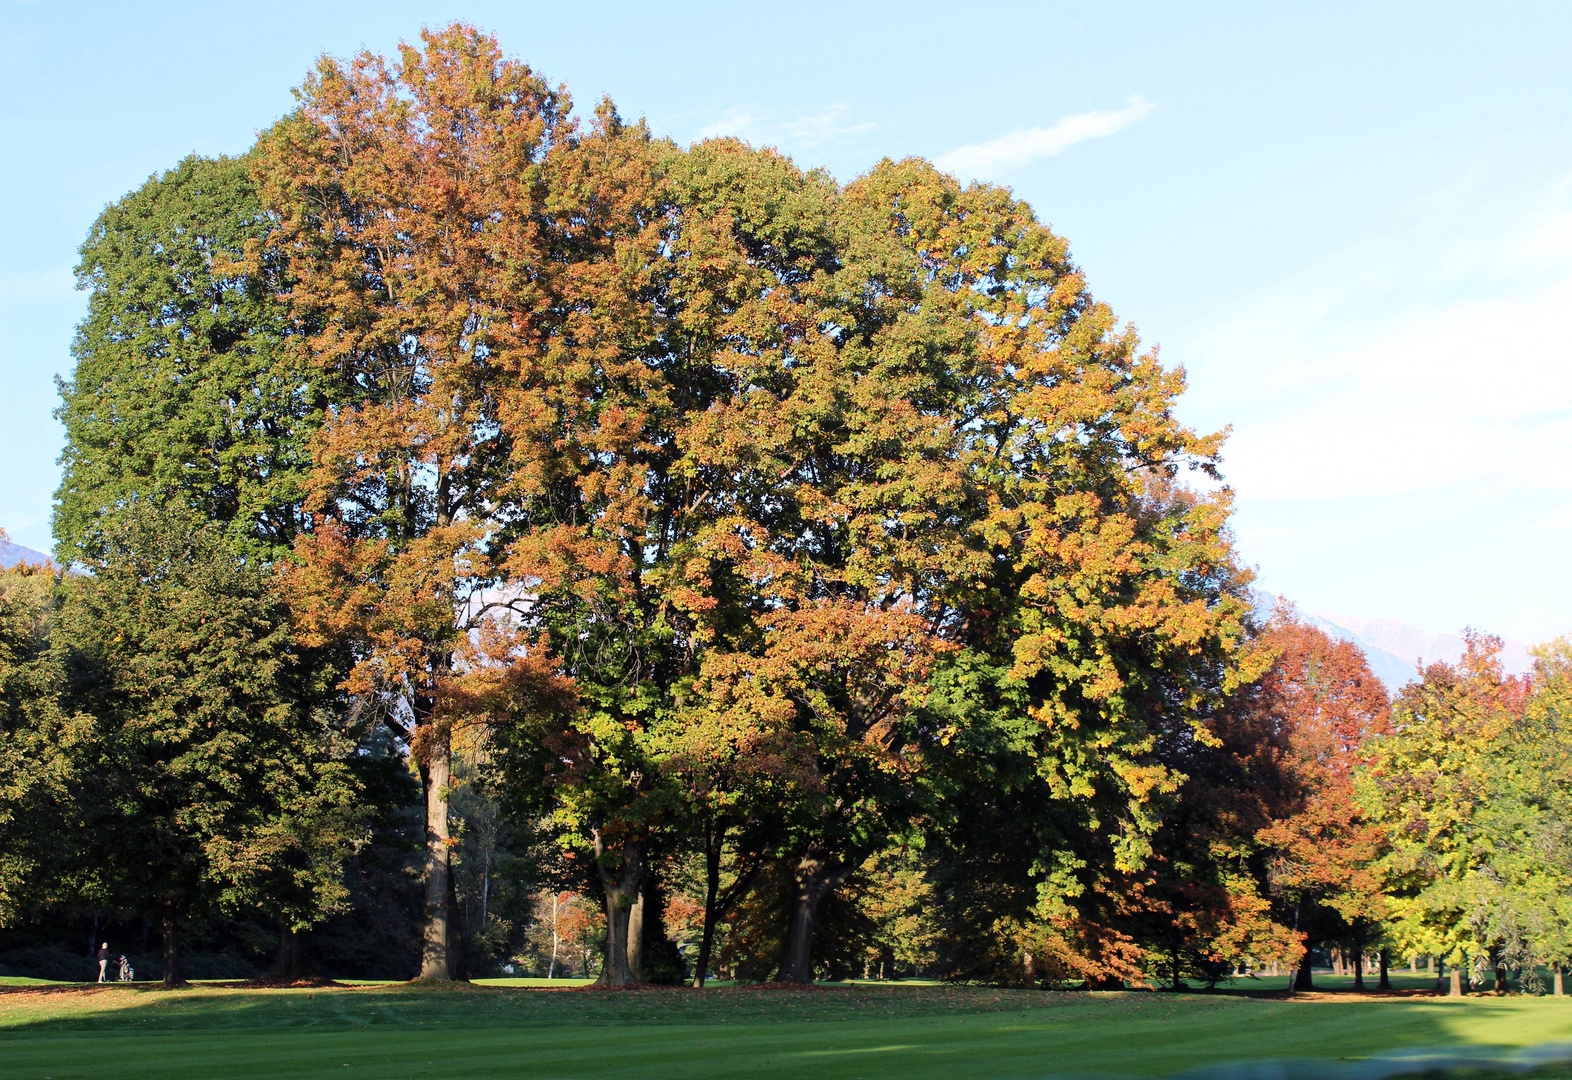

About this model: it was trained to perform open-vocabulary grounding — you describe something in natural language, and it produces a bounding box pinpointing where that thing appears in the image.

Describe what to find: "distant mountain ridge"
[1256,593,1533,694]
[1312,612,1533,687]
[0,536,50,569]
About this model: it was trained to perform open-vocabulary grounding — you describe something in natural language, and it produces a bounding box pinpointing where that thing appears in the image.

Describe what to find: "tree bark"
[446,852,468,981]
[693,822,723,988]
[1449,967,1463,996]
[778,847,848,984]
[418,722,454,980]
[161,902,184,988]
[594,831,645,986]
[277,926,309,980]
[1353,950,1365,991]
[1495,964,1509,993]
[1378,949,1391,991]
[1294,948,1315,991]
[548,893,560,979]
[1022,950,1036,991]
[1555,967,1564,997]
[627,886,647,983]
[691,818,760,989]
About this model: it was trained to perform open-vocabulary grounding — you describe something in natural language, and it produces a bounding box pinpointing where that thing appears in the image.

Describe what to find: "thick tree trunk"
[1555,968,1565,997]
[1410,954,1419,974]
[446,854,468,981]
[161,902,184,988]
[277,926,309,980]
[594,832,645,986]
[628,887,647,983]
[1378,949,1391,991]
[1353,951,1365,990]
[1449,967,1463,996]
[1495,965,1509,993]
[693,825,723,989]
[778,847,848,984]
[1294,948,1315,991]
[1022,950,1036,991]
[418,723,454,980]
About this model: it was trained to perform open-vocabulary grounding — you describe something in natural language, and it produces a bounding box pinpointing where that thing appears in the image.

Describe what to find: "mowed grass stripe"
[3,989,1572,1080]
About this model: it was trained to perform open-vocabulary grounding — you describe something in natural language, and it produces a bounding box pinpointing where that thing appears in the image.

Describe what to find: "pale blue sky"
[3,1,1569,642]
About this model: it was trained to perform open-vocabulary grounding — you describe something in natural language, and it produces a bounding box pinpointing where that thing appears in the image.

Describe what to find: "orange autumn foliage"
[1255,609,1392,930]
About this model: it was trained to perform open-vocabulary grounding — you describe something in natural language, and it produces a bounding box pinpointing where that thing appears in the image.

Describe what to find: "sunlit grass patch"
[1,983,1570,1079]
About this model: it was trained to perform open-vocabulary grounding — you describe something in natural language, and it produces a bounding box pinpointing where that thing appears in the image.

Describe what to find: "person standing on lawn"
[96,942,109,982]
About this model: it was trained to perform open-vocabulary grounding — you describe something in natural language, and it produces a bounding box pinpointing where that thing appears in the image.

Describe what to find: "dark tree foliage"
[48,150,388,981]
[56,152,318,562]
[0,558,78,926]
[54,508,363,985]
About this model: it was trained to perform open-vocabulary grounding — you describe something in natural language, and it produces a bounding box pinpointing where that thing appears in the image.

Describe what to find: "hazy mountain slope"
[1300,612,1421,691]
[0,536,50,569]
[1313,613,1533,680]
[1255,592,1532,695]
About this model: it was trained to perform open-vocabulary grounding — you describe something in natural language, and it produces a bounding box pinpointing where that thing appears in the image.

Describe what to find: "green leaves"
[1357,633,1570,978]
[58,153,315,563]
[54,504,364,926]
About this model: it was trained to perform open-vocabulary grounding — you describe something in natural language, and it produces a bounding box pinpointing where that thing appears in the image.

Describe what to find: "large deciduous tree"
[52,153,367,978]
[1251,610,1390,990]
[57,153,313,562]
[258,24,1257,986]
[1357,632,1530,995]
[258,25,599,980]
[796,162,1255,986]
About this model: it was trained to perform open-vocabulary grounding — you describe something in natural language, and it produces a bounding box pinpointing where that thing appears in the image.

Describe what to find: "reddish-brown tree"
[257,26,589,980]
[1254,607,1392,989]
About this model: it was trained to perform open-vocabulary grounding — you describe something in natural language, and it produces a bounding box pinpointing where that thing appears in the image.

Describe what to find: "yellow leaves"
[255,31,1260,911]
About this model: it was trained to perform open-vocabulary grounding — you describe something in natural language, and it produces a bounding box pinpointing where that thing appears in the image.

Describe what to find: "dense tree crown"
[3,23,1564,994]
[57,153,315,560]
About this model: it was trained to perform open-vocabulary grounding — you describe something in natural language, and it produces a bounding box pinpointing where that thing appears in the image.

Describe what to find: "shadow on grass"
[2,985,1571,1080]
[1169,1041,1572,1079]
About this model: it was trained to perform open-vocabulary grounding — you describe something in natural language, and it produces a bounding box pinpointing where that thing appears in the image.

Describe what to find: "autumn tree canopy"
[1358,633,1571,995]
[15,21,1569,995]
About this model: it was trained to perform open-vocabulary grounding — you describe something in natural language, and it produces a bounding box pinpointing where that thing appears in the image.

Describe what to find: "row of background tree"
[2,24,1569,992]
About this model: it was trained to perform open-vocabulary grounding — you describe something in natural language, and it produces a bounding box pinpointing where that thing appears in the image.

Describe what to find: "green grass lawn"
[3,981,1572,1080]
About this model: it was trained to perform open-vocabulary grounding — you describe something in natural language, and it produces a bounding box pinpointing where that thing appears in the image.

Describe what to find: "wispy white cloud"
[697,104,874,150]
[934,96,1154,178]
[1187,175,1572,505]
[1529,504,1572,531]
